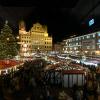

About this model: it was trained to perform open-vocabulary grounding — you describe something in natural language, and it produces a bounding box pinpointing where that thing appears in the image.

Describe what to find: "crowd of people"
[0,59,99,100]
[0,59,68,100]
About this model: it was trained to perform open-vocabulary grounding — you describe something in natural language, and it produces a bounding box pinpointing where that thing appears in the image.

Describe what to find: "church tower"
[19,20,31,57]
[19,20,26,31]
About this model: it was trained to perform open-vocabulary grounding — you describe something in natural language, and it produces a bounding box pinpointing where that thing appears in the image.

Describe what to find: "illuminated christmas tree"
[0,20,18,59]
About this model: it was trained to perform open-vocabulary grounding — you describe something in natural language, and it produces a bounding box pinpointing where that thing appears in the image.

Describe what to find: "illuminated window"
[76,38,78,41]
[93,34,95,37]
[24,44,27,48]
[98,39,100,42]
[74,47,77,50]
[98,33,100,36]
[87,35,90,38]
[76,43,78,45]
[44,34,48,37]
[23,48,27,51]
[87,46,90,49]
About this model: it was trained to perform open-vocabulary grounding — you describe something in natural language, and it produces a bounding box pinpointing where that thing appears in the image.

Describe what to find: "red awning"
[62,70,85,74]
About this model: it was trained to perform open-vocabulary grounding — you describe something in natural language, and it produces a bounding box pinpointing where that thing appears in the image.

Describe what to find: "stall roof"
[62,70,85,74]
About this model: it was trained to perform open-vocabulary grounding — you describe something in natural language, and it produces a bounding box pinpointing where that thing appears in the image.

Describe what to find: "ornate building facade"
[19,21,52,57]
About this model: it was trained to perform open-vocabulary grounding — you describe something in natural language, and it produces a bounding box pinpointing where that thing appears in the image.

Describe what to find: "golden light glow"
[7,38,9,41]
[85,51,88,53]
[95,51,100,54]
[44,33,48,37]
[23,44,27,48]
[22,48,27,52]
[19,22,52,56]
[16,36,19,39]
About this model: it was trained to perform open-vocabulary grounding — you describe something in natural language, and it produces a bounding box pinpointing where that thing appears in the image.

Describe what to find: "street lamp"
[7,37,9,41]
[16,36,19,39]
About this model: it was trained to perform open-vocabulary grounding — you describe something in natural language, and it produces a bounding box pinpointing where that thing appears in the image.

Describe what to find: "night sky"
[0,0,100,43]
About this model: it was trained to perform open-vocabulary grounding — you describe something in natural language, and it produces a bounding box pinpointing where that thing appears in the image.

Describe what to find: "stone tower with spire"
[19,20,26,31]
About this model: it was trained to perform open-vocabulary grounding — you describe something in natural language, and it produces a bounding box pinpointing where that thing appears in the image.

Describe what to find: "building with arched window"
[19,21,52,57]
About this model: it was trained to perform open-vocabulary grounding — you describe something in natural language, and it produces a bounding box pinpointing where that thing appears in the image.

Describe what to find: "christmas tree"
[0,20,18,59]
